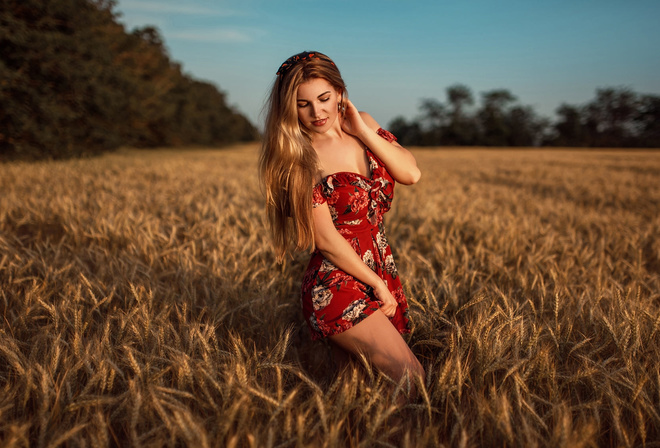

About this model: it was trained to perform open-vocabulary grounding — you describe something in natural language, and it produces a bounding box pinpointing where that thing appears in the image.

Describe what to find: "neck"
[312,120,344,144]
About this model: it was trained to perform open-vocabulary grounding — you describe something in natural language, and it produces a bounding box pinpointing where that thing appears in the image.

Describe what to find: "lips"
[312,118,328,127]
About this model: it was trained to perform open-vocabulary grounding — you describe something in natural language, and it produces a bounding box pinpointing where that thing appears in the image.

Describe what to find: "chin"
[311,118,337,133]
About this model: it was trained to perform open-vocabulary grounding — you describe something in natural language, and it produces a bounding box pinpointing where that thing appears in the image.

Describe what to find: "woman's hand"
[344,108,422,185]
[340,100,368,137]
[314,203,400,319]
[372,281,398,318]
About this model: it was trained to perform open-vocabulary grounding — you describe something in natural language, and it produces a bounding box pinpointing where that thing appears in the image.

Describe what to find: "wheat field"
[1,144,659,447]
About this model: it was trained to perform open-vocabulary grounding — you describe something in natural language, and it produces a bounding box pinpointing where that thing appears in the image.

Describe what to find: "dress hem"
[308,306,412,341]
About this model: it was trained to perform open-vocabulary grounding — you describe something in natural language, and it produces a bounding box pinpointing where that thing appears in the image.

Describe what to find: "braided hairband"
[276,51,335,77]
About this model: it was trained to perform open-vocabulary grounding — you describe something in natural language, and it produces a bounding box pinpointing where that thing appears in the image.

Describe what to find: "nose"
[311,102,322,118]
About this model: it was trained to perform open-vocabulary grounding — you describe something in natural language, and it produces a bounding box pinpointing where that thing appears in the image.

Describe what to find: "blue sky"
[114,0,660,130]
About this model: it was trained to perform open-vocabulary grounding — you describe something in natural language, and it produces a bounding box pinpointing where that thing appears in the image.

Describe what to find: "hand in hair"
[340,100,369,137]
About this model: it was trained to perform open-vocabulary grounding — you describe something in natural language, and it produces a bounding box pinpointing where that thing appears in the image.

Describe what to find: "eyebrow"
[298,91,332,102]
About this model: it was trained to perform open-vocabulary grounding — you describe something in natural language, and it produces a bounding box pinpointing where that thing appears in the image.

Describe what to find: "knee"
[413,359,426,381]
[388,352,424,383]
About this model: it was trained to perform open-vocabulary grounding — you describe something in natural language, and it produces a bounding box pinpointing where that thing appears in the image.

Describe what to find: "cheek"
[296,109,311,128]
[296,107,306,119]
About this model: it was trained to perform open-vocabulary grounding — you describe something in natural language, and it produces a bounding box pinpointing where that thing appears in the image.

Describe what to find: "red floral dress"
[300,128,411,340]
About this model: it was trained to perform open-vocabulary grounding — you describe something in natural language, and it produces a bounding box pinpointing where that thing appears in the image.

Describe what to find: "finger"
[378,301,389,314]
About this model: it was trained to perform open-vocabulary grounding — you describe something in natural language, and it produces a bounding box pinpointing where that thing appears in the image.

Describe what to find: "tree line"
[0,0,258,160]
[388,85,660,148]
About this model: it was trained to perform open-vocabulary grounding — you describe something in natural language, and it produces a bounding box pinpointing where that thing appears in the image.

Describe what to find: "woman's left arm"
[341,100,421,185]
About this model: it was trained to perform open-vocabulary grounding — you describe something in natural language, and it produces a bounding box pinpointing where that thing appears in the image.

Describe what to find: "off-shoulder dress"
[300,128,411,340]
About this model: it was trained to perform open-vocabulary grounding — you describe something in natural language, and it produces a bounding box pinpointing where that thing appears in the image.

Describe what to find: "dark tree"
[506,105,546,147]
[418,98,447,145]
[388,86,659,149]
[388,116,424,146]
[584,87,638,147]
[0,0,128,159]
[549,104,586,147]
[444,84,477,145]
[635,94,660,147]
[477,89,517,146]
[0,0,257,160]
[447,84,474,117]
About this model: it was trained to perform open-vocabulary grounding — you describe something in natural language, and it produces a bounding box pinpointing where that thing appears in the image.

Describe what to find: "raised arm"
[341,100,421,185]
[312,202,398,317]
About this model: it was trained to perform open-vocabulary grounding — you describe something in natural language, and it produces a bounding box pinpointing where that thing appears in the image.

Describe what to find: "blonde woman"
[260,51,424,391]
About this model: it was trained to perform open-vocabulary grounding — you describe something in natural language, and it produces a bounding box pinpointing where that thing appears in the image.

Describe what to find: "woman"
[259,51,424,391]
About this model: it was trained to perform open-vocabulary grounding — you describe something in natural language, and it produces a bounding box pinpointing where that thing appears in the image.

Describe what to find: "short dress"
[300,128,411,340]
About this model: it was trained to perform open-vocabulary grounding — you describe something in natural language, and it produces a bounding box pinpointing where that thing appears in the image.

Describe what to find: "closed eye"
[298,98,330,108]
[298,92,331,108]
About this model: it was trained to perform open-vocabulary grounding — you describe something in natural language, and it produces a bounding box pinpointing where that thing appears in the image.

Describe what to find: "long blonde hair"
[259,51,347,262]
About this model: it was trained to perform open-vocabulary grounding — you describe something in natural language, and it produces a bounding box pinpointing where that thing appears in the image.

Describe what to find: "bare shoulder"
[358,111,381,131]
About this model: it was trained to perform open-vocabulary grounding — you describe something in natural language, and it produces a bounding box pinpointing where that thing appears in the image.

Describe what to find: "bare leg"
[329,310,425,399]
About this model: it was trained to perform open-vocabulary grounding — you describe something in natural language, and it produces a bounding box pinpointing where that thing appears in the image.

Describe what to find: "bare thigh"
[329,310,424,384]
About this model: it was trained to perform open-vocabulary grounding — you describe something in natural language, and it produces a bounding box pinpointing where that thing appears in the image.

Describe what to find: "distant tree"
[168,79,257,145]
[447,84,473,117]
[0,0,257,160]
[418,98,447,145]
[444,84,477,145]
[388,116,423,146]
[388,85,659,149]
[477,89,517,146]
[507,105,546,146]
[548,104,586,146]
[635,94,660,147]
[584,87,638,147]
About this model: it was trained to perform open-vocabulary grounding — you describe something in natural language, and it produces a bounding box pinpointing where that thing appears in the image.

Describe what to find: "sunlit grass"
[1,144,659,447]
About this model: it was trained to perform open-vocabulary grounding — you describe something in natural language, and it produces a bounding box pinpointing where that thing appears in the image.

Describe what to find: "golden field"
[1,144,659,447]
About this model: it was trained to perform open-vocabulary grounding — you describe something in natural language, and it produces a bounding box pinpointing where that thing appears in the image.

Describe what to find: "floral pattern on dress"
[341,299,368,321]
[319,259,336,273]
[384,254,398,278]
[301,128,411,340]
[311,285,333,310]
[362,250,376,271]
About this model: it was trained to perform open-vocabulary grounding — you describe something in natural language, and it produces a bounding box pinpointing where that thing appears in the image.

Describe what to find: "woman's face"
[296,77,341,134]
